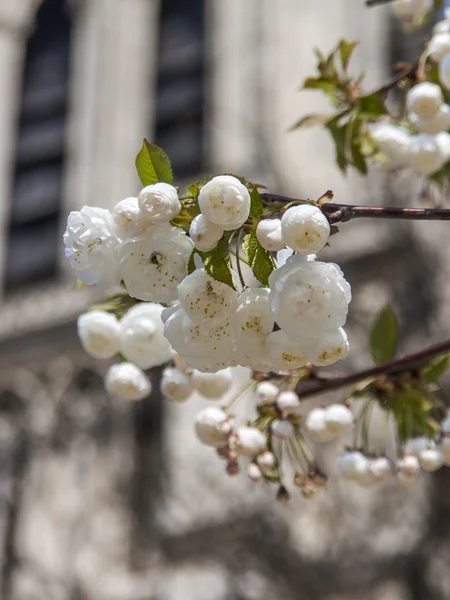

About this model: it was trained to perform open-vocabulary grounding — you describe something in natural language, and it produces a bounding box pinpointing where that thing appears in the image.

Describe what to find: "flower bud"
[138,183,181,223]
[198,175,251,231]
[337,451,370,481]
[369,457,393,483]
[436,131,450,161]
[189,214,223,252]
[369,123,411,167]
[410,103,450,134]
[192,368,233,399]
[247,463,263,482]
[397,454,420,478]
[408,134,446,175]
[281,205,330,254]
[255,381,279,406]
[276,391,301,415]
[428,32,450,63]
[257,450,276,473]
[234,427,267,456]
[406,82,443,120]
[77,310,121,359]
[434,19,450,34]
[112,197,149,238]
[161,367,192,402]
[418,447,444,472]
[440,52,450,90]
[404,436,435,456]
[305,408,335,442]
[195,406,230,447]
[325,403,353,435]
[271,419,294,440]
[256,218,284,251]
[105,362,152,401]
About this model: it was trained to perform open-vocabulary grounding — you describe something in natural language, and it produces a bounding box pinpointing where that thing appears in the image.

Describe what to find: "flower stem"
[235,229,246,290]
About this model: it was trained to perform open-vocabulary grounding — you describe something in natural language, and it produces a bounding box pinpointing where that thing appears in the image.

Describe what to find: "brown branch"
[366,0,395,5]
[295,339,450,400]
[261,193,450,224]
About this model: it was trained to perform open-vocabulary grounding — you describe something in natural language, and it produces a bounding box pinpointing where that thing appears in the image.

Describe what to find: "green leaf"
[242,233,275,286]
[135,139,173,186]
[185,175,214,201]
[370,305,399,365]
[358,94,387,119]
[249,185,264,221]
[325,117,349,174]
[422,355,450,382]
[302,76,338,98]
[350,136,368,175]
[289,113,332,131]
[339,40,358,72]
[187,247,235,289]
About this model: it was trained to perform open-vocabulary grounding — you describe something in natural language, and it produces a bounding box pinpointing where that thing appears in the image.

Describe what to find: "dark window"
[154,0,205,177]
[4,0,72,290]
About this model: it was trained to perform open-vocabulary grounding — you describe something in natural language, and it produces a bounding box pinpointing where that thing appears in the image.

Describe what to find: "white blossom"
[138,182,181,223]
[410,103,450,134]
[257,450,276,472]
[281,205,330,254]
[77,310,121,359]
[189,214,223,252]
[234,427,267,456]
[192,368,233,399]
[307,328,350,367]
[63,206,121,287]
[195,406,230,447]
[254,381,279,406]
[178,268,237,326]
[112,197,150,238]
[233,337,273,372]
[119,303,172,369]
[434,18,450,34]
[428,32,450,63]
[271,419,295,440]
[406,82,443,120]
[105,362,152,401]
[397,454,420,478]
[247,463,263,483]
[118,223,193,303]
[269,258,351,343]
[369,123,411,167]
[439,53,450,90]
[418,447,444,471]
[235,288,274,341]
[305,408,335,442]
[405,436,435,456]
[325,403,353,435]
[276,391,301,415]
[408,134,447,175]
[369,457,393,483]
[337,451,370,482]
[265,330,308,371]
[436,131,450,160]
[198,175,251,231]
[256,218,284,251]
[160,367,192,402]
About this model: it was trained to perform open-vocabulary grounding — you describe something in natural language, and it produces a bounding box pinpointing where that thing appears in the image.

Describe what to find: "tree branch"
[261,193,450,224]
[366,0,395,5]
[294,339,450,400]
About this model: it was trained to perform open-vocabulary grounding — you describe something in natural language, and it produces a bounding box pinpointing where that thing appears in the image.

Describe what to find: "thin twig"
[261,193,450,224]
[236,230,246,289]
[366,0,396,5]
[294,338,450,400]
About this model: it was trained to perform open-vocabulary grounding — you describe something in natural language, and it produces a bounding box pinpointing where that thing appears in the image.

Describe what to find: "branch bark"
[261,193,450,224]
[294,339,450,400]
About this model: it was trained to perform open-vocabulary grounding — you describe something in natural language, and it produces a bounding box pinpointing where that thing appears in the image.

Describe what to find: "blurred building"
[0,1,449,600]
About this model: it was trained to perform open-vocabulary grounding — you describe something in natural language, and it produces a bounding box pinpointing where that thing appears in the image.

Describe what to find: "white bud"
[235,427,267,456]
[112,197,149,238]
[440,52,450,91]
[160,367,192,402]
[404,436,435,456]
[276,391,301,415]
[281,205,330,254]
[198,175,251,231]
[419,447,444,471]
[138,183,181,223]
[438,436,450,465]
[195,406,229,447]
[429,33,450,63]
[255,381,279,406]
[337,451,370,482]
[256,219,284,251]
[192,368,233,399]
[408,134,446,175]
[256,450,276,473]
[434,19,450,34]
[235,288,274,341]
[436,131,450,160]
[325,403,353,435]
[305,408,335,442]
[105,363,152,401]
[397,454,420,478]
[247,463,263,483]
[407,83,443,120]
[369,457,393,483]
[410,103,450,134]
[271,419,295,440]
[369,123,411,167]
[77,310,121,359]
[189,214,223,252]
[307,328,350,367]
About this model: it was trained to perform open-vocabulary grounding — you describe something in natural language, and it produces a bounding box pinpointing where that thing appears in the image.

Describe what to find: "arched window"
[154,0,205,178]
[5,0,72,290]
